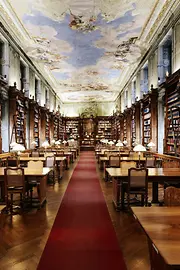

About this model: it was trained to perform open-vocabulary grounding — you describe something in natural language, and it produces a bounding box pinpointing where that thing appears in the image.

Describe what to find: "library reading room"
[0,1,180,269]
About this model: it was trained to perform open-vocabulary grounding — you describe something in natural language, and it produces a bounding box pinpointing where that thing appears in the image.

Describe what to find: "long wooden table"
[19,156,67,179]
[0,167,52,206]
[132,207,180,269]
[100,156,152,170]
[106,168,180,210]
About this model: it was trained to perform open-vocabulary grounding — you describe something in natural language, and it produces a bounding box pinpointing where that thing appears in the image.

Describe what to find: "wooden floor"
[0,152,159,270]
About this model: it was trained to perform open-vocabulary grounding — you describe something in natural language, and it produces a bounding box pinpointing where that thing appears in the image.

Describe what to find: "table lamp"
[123,139,128,146]
[133,144,146,167]
[147,141,155,151]
[42,140,50,152]
[63,140,67,146]
[51,139,56,146]
[116,141,123,152]
[108,140,114,149]
[11,143,26,158]
[55,140,61,148]
[31,140,37,149]
[10,142,18,150]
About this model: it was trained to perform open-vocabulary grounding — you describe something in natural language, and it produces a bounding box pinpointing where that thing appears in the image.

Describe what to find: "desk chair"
[27,160,43,205]
[45,156,56,184]
[6,156,19,167]
[31,151,39,157]
[4,167,25,214]
[120,161,136,169]
[122,167,148,209]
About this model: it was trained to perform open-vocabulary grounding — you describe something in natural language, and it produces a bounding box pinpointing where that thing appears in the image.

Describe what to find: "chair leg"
[10,193,13,214]
[141,195,144,206]
[145,193,148,206]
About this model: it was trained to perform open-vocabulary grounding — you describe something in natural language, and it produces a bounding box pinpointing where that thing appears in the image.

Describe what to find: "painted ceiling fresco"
[8,0,157,102]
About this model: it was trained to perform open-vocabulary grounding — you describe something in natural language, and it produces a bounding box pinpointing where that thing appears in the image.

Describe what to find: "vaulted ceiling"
[5,0,158,102]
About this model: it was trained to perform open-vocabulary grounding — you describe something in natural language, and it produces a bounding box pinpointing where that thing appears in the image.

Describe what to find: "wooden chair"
[20,153,29,157]
[4,167,25,214]
[31,151,39,157]
[164,186,180,206]
[120,161,136,169]
[120,151,130,157]
[109,155,121,168]
[145,158,155,168]
[27,160,43,205]
[6,156,19,167]
[45,156,56,184]
[122,167,148,209]
[55,151,64,157]
[163,161,180,188]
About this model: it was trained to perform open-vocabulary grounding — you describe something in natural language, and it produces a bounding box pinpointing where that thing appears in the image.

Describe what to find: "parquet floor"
[0,152,162,270]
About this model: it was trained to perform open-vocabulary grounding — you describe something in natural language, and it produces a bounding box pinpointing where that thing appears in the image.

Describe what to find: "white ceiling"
[6,0,158,102]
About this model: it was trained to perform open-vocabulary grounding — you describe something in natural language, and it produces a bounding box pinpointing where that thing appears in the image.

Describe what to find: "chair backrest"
[120,151,130,157]
[4,167,25,189]
[20,152,29,157]
[45,156,55,167]
[27,160,43,170]
[120,161,136,169]
[109,155,120,167]
[31,151,39,157]
[44,152,54,158]
[6,157,19,167]
[164,186,180,206]
[128,167,148,188]
[55,151,64,157]
[146,158,155,168]
[162,160,180,168]
[39,151,45,157]
[105,151,115,158]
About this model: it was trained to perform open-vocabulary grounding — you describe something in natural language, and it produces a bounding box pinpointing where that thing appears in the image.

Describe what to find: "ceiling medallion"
[69,10,97,33]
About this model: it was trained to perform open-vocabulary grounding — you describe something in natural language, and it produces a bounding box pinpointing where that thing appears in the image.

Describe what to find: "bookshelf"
[111,116,117,141]
[120,115,124,141]
[123,116,127,141]
[40,107,50,144]
[53,114,59,141]
[131,106,136,147]
[141,88,158,149]
[9,84,27,148]
[164,69,180,155]
[64,117,80,140]
[96,117,112,142]
[122,109,132,147]
[29,99,40,147]
[59,116,64,140]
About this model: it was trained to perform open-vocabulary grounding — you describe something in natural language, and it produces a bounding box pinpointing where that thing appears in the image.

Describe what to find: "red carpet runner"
[38,152,127,270]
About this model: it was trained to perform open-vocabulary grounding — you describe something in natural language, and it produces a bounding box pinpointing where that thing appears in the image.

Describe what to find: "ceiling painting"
[7,0,158,102]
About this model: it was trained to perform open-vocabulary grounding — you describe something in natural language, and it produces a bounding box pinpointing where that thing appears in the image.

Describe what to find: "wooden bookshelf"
[111,116,117,141]
[29,99,40,147]
[141,88,158,149]
[9,84,27,148]
[123,109,132,147]
[59,116,64,140]
[64,117,80,140]
[96,116,112,142]
[120,115,124,141]
[131,106,136,147]
[164,69,180,155]
[40,107,50,144]
[53,114,59,141]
